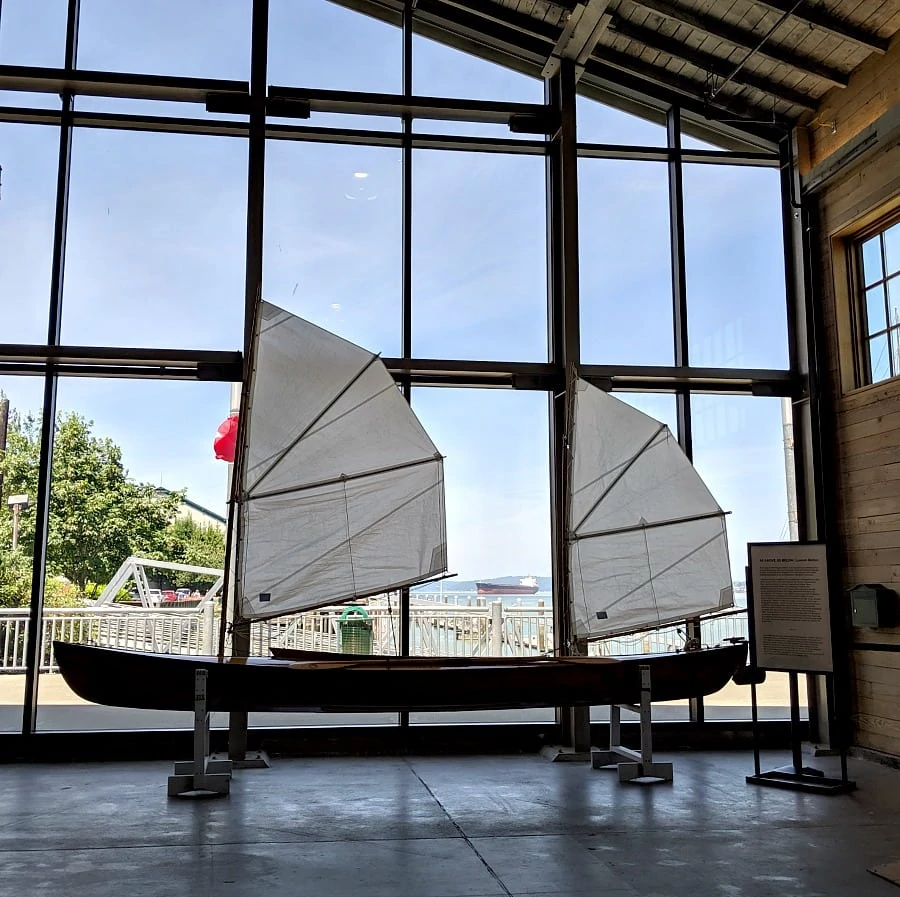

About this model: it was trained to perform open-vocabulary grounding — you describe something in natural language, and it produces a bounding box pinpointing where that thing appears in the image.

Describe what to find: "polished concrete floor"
[1,748,898,897]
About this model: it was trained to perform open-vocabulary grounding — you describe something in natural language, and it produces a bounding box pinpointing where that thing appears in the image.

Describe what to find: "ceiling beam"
[754,0,889,54]
[609,14,817,111]
[628,0,850,87]
[541,0,613,79]
[586,46,791,126]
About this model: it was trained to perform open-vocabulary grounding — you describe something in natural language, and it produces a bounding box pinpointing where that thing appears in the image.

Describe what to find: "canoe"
[52,640,747,713]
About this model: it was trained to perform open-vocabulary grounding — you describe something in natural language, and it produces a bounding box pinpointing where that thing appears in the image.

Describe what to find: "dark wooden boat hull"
[52,640,746,713]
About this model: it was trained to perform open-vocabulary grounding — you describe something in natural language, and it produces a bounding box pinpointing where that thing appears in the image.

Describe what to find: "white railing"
[0,602,748,672]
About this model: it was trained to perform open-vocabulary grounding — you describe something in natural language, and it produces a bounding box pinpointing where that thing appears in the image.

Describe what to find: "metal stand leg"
[168,670,233,797]
[591,665,673,784]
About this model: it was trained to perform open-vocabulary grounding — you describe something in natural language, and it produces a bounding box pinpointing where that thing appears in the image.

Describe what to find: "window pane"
[62,128,246,349]
[0,375,45,732]
[691,394,796,721]
[0,123,58,344]
[576,95,666,146]
[36,377,230,732]
[868,334,891,383]
[891,328,900,380]
[684,165,788,369]
[264,141,402,356]
[865,284,887,334]
[0,0,68,67]
[888,276,900,329]
[884,222,900,276]
[412,150,546,361]
[578,159,673,365]
[861,235,883,287]
[618,392,678,432]
[77,0,250,79]
[410,386,553,725]
[414,35,542,103]
[269,0,400,93]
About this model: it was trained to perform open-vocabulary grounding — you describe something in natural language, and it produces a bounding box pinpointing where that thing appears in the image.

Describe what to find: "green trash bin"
[339,605,373,654]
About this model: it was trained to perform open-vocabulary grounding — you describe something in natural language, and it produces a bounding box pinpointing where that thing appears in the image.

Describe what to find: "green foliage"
[0,547,32,607]
[0,404,185,603]
[162,516,226,588]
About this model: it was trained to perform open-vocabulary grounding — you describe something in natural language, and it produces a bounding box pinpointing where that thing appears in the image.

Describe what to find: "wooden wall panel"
[804,36,900,172]
[810,41,900,757]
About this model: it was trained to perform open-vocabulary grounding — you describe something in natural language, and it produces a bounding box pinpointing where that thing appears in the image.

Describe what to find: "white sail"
[236,302,447,622]
[568,378,733,640]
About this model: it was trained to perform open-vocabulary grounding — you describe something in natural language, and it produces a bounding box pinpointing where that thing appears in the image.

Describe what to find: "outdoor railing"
[0,600,748,673]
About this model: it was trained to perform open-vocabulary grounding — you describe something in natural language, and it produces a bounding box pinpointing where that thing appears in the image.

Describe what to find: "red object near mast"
[213,414,239,462]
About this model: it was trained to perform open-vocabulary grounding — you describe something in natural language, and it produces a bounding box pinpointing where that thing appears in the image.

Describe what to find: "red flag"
[213,414,239,462]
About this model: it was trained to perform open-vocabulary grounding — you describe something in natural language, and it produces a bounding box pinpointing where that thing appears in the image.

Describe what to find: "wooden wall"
[809,38,900,757]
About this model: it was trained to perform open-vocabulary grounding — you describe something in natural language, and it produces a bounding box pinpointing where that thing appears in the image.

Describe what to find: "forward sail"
[568,378,733,640]
[236,302,447,622]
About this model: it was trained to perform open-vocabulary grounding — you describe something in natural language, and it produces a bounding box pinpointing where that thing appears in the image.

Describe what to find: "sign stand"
[744,543,854,795]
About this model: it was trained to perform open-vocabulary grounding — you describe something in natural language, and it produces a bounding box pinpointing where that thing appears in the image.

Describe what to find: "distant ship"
[476,576,539,595]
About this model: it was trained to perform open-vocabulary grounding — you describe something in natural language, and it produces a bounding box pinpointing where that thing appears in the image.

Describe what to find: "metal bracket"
[168,669,233,797]
[591,664,674,784]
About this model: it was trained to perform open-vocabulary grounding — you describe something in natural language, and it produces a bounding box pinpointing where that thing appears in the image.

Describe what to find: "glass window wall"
[0,0,802,739]
[412,150,547,361]
[0,123,59,344]
[62,128,247,350]
[578,159,673,365]
[264,140,402,356]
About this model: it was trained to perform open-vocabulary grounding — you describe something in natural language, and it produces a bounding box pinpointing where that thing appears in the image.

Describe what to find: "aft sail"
[235,302,447,622]
[568,378,733,641]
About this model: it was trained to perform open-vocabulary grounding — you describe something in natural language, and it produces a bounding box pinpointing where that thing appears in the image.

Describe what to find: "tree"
[162,516,226,588]
[0,406,183,601]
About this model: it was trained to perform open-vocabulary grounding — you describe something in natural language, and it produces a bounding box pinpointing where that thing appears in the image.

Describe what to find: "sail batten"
[568,378,733,641]
[236,302,448,622]
[246,454,442,503]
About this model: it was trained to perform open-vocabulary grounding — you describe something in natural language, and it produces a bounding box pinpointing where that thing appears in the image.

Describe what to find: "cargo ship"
[476,576,539,595]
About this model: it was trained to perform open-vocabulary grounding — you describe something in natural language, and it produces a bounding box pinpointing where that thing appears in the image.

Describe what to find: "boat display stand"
[591,665,674,784]
[168,670,233,798]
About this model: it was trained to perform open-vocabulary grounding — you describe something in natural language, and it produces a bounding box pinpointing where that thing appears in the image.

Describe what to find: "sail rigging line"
[641,517,663,632]
[341,475,358,600]
[588,525,728,618]
[246,453,443,503]
[241,473,444,605]
[247,350,383,496]
[569,508,728,542]
[571,421,667,534]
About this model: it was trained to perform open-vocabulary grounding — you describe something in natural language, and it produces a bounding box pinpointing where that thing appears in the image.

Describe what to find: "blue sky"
[0,0,791,582]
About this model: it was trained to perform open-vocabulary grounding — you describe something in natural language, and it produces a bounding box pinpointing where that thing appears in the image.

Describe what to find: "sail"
[568,378,733,640]
[236,302,447,621]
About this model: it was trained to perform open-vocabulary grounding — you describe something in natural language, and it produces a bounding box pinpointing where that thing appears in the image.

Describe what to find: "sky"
[0,0,792,583]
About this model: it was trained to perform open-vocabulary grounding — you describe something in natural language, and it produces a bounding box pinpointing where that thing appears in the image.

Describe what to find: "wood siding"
[812,39,900,755]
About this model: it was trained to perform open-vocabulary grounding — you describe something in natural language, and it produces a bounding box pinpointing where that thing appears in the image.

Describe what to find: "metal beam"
[0,65,248,103]
[754,0,889,54]
[22,0,80,740]
[268,86,552,129]
[608,14,817,111]
[628,0,850,87]
[541,0,612,79]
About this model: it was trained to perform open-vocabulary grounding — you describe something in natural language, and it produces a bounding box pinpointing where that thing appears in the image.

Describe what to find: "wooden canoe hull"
[52,640,746,713]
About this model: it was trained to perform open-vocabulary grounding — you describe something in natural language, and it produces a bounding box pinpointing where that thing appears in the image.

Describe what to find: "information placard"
[748,542,833,673]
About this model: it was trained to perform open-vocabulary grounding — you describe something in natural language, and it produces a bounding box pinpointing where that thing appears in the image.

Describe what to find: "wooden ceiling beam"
[541,0,613,78]
[586,46,792,125]
[608,14,817,110]
[753,0,889,54]
[629,0,850,87]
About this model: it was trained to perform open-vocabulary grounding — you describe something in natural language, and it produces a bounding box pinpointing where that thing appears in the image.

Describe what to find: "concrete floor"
[0,749,897,897]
